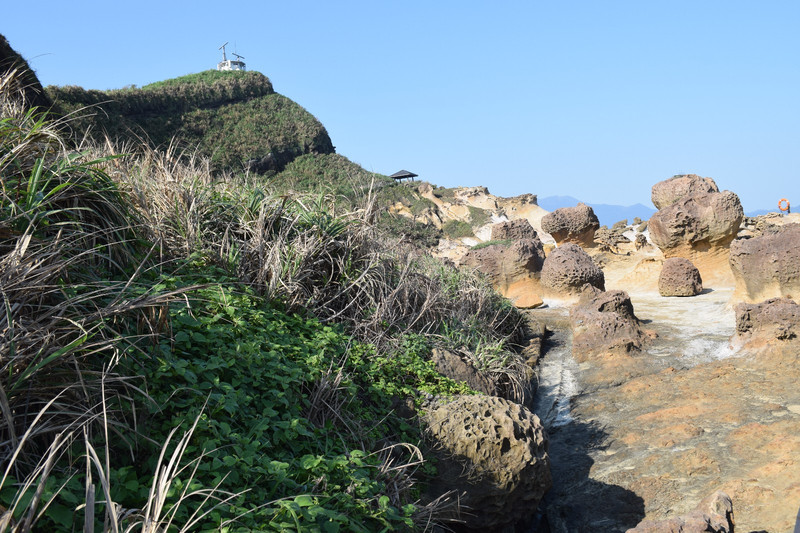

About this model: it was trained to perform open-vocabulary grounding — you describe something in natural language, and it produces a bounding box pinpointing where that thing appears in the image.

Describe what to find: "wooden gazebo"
[389,170,418,182]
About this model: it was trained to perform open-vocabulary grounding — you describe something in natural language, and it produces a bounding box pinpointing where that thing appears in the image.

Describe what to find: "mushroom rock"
[648,191,743,285]
[729,223,800,303]
[658,257,703,297]
[490,218,539,241]
[540,203,600,246]
[422,395,551,531]
[541,243,605,297]
[651,174,719,210]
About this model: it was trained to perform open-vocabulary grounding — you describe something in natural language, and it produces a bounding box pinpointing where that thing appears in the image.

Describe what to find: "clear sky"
[5,1,798,211]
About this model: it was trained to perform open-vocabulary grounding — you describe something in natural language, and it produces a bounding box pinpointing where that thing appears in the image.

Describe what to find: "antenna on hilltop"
[216,41,246,72]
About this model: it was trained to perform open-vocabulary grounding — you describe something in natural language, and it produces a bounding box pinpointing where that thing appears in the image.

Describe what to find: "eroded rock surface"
[651,174,719,210]
[730,223,800,302]
[649,191,743,254]
[659,257,703,297]
[541,203,600,246]
[569,285,650,360]
[422,395,551,531]
[733,297,800,355]
[431,348,496,396]
[489,218,538,241]
[626,491,735,533]
[541,243,605,296]
[460,237,545,307]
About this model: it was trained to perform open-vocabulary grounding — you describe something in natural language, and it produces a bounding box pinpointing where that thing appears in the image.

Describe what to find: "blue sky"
[5,1,798,211]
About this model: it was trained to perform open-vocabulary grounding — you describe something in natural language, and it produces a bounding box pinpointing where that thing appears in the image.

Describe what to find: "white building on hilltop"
[217,42,246,71]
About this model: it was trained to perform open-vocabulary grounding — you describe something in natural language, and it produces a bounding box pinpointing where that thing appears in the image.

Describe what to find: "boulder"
[730,224,800,302]
[431,348,496,396]
[490,218,538,241]
[541,243,605,296]
[422,395,551,531]
[649,191,744,254]
[541,203,600,246]
[733,297,800,356]
[651,174,719,210]
[460,238,546,308]
[626,491,735,533]
[659,257,703,297]
[570,284,650,360]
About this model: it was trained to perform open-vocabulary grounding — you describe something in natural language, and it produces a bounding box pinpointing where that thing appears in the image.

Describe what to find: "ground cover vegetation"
[0,66,527,531]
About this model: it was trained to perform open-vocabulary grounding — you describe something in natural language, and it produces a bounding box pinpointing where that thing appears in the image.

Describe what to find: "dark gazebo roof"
[389,170,418,181]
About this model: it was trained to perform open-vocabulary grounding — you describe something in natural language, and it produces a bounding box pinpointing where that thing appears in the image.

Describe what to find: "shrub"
[441,220,473,239]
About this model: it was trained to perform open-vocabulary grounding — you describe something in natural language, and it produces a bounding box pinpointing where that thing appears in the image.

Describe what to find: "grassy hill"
[46,70,335,172]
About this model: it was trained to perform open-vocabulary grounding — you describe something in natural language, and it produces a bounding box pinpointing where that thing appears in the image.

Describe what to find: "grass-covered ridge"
[46,69,334,172]
[1,65,527,531]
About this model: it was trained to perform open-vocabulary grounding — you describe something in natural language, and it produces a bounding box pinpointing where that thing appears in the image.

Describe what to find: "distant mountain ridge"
[538,195,656,227]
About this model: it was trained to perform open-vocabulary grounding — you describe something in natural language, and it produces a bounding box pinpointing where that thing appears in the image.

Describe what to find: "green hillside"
[46,70,335,172]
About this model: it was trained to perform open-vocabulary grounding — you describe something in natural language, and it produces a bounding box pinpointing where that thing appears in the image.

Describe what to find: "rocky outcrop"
[422,395,551,531]
[541,203,600,246]
[733,297,800,356]
[649,191,743,254]
[659,257,703,297]
[626,491,735,533]
[569,284,650,360]
[0,34,51,110]
[730,224,800,302]
[460,238,545,308]
[541,243,605,297]
[431,348,496,396]
[651,174,719,210]
[490,218,538,241]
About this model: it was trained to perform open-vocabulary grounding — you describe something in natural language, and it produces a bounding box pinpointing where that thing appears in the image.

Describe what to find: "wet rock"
[569,284,650,359]
[733,297,800,356]
[649,191,744,255]
[626,491,735,533]
[651,174,719,210]
[541,243,605,296]
[541,203,600,246]
[422,395,551,531]
[460,238,545,307]
[730,224,800,302]
[431,348,497,396]
[489,218,538,241]
[659,257,703,297]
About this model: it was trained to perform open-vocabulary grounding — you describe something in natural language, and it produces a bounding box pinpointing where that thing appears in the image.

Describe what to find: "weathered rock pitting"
[422,394,551,531]
[730,223,800,302]
[658,257,703,297]
[541,203,600,246]
[650,174,719,210]
[541,243,605,297]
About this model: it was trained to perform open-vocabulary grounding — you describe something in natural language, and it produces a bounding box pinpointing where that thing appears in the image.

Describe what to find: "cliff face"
[46,70,335,173]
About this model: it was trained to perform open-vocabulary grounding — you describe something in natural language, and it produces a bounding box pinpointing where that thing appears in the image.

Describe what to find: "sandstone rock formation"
[659,257,703,297]
[649,191,743,254]
[626,491,735,533]
[541,203,600,246]
[730,223,800,302]
[460,236,545,308]
[651,174,719,210]
[422,395,551,531]
[489,218,538,241]
[431,348,496,396]
[648,190,743,285]
[569,284,650,360]
[541,243,605,297]
[732,297,800,355]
